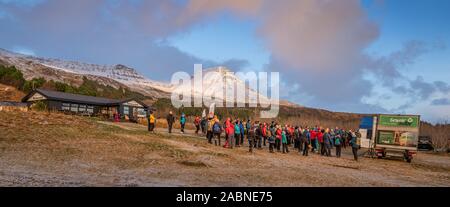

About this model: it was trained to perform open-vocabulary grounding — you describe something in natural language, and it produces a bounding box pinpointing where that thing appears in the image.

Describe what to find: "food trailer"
[359,114,420,163]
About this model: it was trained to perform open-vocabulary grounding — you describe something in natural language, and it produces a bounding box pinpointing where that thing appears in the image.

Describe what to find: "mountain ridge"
[0,48,301,107]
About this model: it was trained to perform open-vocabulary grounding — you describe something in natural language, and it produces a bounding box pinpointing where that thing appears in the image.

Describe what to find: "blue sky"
[0,0,449,122]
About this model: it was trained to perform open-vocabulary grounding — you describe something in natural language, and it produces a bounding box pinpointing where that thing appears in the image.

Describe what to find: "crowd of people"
[148,111,361,161]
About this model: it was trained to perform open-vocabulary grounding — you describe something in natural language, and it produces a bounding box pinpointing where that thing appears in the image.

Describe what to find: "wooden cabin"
[22,89,151,122]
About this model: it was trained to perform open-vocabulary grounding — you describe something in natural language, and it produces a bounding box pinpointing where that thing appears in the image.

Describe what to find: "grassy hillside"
[0,64,148,100]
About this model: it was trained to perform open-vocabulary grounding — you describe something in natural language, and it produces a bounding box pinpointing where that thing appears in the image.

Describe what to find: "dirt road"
[1,111,449,186]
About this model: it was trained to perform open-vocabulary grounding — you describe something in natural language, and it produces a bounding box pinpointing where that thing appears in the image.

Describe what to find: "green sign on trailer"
[379,115,419,127]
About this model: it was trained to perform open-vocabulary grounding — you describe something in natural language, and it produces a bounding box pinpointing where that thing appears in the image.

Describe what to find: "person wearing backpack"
[334,131,342,158]
[212,117,222,146]
[234,120,241,147]
[206,117,214,144]
[301,128,310,156]
[179,113,186,134]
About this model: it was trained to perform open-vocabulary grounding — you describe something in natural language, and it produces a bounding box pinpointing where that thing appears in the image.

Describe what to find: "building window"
[70,104,78,112]
[137,108,146,117]
[87,106,94,114]
[62,103,70,111]
[123,106,129,115]
[78,105,87,112]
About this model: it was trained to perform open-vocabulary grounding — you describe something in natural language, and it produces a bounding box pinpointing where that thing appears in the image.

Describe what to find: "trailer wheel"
[404,151,412,163]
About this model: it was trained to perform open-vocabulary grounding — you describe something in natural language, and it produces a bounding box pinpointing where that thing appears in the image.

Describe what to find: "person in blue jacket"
[239,120,245,146]
[180,113,186,134]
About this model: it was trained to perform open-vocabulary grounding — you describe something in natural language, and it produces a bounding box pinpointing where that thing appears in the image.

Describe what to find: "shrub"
[31,100,47,111]
[0,65,26,89]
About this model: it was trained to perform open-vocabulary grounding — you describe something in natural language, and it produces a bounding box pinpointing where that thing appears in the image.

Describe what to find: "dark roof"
[0,101,28,107]
[22,89,149,108]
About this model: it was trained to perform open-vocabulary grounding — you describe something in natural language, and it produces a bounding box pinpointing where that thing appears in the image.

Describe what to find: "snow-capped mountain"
[181,66,272,106]
[0,48,298,107]
[0,48,173,98]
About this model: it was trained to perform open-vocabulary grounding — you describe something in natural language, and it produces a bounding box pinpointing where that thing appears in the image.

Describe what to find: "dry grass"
[0,83,25,101]
[420,122,450,151]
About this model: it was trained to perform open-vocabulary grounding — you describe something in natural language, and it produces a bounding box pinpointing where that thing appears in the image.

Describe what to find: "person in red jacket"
[275,125,282,152]
[224,118,235,149]
[310,129,317,152]
[318,129,325,155]
[289,126,295,146]
[262,123,267,146]
[194,116,201,134]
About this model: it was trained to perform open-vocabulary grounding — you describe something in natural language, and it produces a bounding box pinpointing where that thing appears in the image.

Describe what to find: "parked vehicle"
[418,136,434,151]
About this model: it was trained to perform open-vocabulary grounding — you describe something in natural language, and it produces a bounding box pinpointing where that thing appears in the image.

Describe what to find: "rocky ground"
[0,111,449,186]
